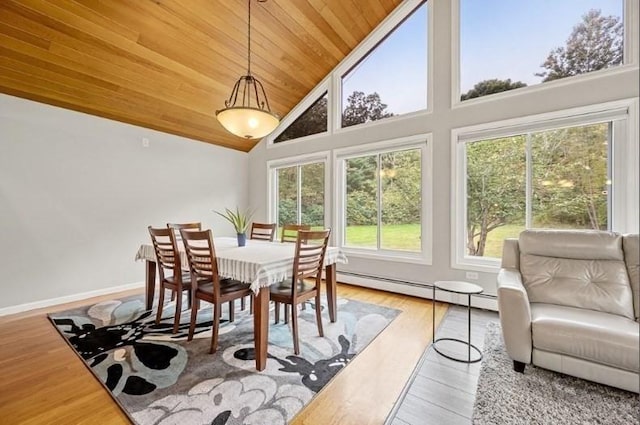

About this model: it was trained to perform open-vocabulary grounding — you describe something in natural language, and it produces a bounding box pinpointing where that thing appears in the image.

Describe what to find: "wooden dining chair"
[281,224,311,243]
[167,222,202,239]
[181,229,253,354]
[148,226,192,333]
[250,222,277,242]
[270,229,331,355]
[165,223,201,302]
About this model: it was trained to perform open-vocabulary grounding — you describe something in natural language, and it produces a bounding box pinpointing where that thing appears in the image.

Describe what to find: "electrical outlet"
[142,137,150,147]
[465,271,479,280]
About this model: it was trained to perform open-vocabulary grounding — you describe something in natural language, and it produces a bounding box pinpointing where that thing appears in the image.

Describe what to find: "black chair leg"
[513,360,526,373]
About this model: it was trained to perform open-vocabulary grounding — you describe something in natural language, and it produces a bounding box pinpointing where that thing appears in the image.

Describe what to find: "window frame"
[451,0,639,108]
[267,151,331,234]
[451,99,639,272]
[334,134,433,264]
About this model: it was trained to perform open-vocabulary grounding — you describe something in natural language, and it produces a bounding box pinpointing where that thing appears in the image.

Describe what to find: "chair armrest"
[497,268,532,364]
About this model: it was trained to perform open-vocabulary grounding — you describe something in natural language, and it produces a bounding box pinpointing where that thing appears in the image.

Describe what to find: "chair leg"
[284,304,289,324]
[241,296,246,311]
[315,294,324,337]
[250,295,254,314]
[173,290,182,333]
[187,293,198,341]
[301,302,306,311]
[155,287,166,324]
[228,301,235,322]
[187,291,192,309]
[171,291,176,302]
[513,360,526,373]
[275,301,280,324]
[210,303,220,354]
[291,302,300,355]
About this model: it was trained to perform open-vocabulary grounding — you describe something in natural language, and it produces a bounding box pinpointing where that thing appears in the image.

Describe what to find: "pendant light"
[216,0,279,139]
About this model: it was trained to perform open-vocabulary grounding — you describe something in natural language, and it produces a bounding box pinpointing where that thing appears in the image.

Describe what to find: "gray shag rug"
[49,294,399,425]
[473,322,640,425]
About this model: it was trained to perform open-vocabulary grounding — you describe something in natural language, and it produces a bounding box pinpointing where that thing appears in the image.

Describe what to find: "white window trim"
[450,0,639,109]
[332,0,433,133]
[334,134,433,265]
[267,151,331,235]
[451,98,639,273]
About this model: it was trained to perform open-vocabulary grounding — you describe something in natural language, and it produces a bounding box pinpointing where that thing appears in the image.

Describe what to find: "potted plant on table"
[214,207,254,246]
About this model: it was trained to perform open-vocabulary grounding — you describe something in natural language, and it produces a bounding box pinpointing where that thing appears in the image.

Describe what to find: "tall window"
[341,2,428,128]
[463,122,613,260]
[459,0,624,101]
[274,161,325,230]
[274,93,328,143]
[340,146,423,252]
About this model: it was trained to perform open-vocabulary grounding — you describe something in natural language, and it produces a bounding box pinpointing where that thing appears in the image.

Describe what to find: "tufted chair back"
[514,229,635,320]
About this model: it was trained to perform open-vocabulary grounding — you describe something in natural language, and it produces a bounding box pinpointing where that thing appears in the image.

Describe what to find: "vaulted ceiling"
[0,0,402,152]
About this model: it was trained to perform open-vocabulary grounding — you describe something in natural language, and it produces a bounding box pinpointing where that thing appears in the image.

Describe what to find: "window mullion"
[606,122,613,230]
[297,165,302,224]
[377,153,382,250]
[525,133,533,228]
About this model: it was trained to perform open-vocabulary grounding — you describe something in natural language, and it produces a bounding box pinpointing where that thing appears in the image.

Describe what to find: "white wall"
[248,0,640,299]
[0,94,248,310]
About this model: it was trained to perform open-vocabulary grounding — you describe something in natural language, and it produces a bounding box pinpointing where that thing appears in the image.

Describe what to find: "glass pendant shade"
[216,106,279,139]
[216,0,279,140]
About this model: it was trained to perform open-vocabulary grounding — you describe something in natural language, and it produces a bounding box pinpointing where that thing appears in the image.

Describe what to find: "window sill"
[341,247,432,265]
[451,257,501,273]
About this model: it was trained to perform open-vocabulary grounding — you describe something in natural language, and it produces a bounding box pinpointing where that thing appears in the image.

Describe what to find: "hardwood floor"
[0,284,447,425]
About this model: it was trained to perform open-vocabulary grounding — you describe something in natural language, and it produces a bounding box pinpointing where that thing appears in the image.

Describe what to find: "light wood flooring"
[0,283,448,425]
[386,305,499,425]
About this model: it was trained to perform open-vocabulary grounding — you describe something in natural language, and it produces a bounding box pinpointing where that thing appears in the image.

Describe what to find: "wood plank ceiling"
[0,0,402,152]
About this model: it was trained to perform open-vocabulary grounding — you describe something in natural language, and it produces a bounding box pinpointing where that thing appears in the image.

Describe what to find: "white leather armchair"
[497,229,639,393]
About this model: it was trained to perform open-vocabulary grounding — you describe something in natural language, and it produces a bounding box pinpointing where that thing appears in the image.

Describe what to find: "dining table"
[135,236,347,371]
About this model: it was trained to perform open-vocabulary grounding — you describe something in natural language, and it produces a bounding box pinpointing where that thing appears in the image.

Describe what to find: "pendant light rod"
[248,0,268,76]
[247,0,251,75]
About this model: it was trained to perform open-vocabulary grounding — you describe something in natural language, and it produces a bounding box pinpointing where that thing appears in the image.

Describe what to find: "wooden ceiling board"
[0,0,403,152]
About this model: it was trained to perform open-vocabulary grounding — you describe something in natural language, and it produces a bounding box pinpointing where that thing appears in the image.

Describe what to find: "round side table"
[432,280,483,363]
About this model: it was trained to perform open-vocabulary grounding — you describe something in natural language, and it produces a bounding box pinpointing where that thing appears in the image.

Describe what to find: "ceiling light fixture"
[216,0,279,139]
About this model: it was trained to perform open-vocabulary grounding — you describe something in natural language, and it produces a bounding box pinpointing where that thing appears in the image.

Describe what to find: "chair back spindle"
[250,222,277,241]
[281,224,311,243]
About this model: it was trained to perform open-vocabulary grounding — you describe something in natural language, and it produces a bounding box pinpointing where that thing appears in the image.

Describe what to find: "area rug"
[473,322,639,425]
[49,295,399,424]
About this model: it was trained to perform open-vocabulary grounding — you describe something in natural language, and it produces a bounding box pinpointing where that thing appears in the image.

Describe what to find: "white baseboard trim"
[338,273,498,311]
[0,281,145,317]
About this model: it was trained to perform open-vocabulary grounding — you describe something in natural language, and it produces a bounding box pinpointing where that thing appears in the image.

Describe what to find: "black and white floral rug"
[49,295,399,424]
[473,322,640,425]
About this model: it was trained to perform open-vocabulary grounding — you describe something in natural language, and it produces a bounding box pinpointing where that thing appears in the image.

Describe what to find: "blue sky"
[461,0,623,92]
[341,1,623,115]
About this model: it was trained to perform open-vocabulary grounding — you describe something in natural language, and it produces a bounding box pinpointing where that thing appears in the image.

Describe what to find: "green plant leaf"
[213,206,255,234]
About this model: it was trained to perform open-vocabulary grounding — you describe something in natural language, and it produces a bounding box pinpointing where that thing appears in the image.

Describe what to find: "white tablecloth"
[136,237,348,293]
